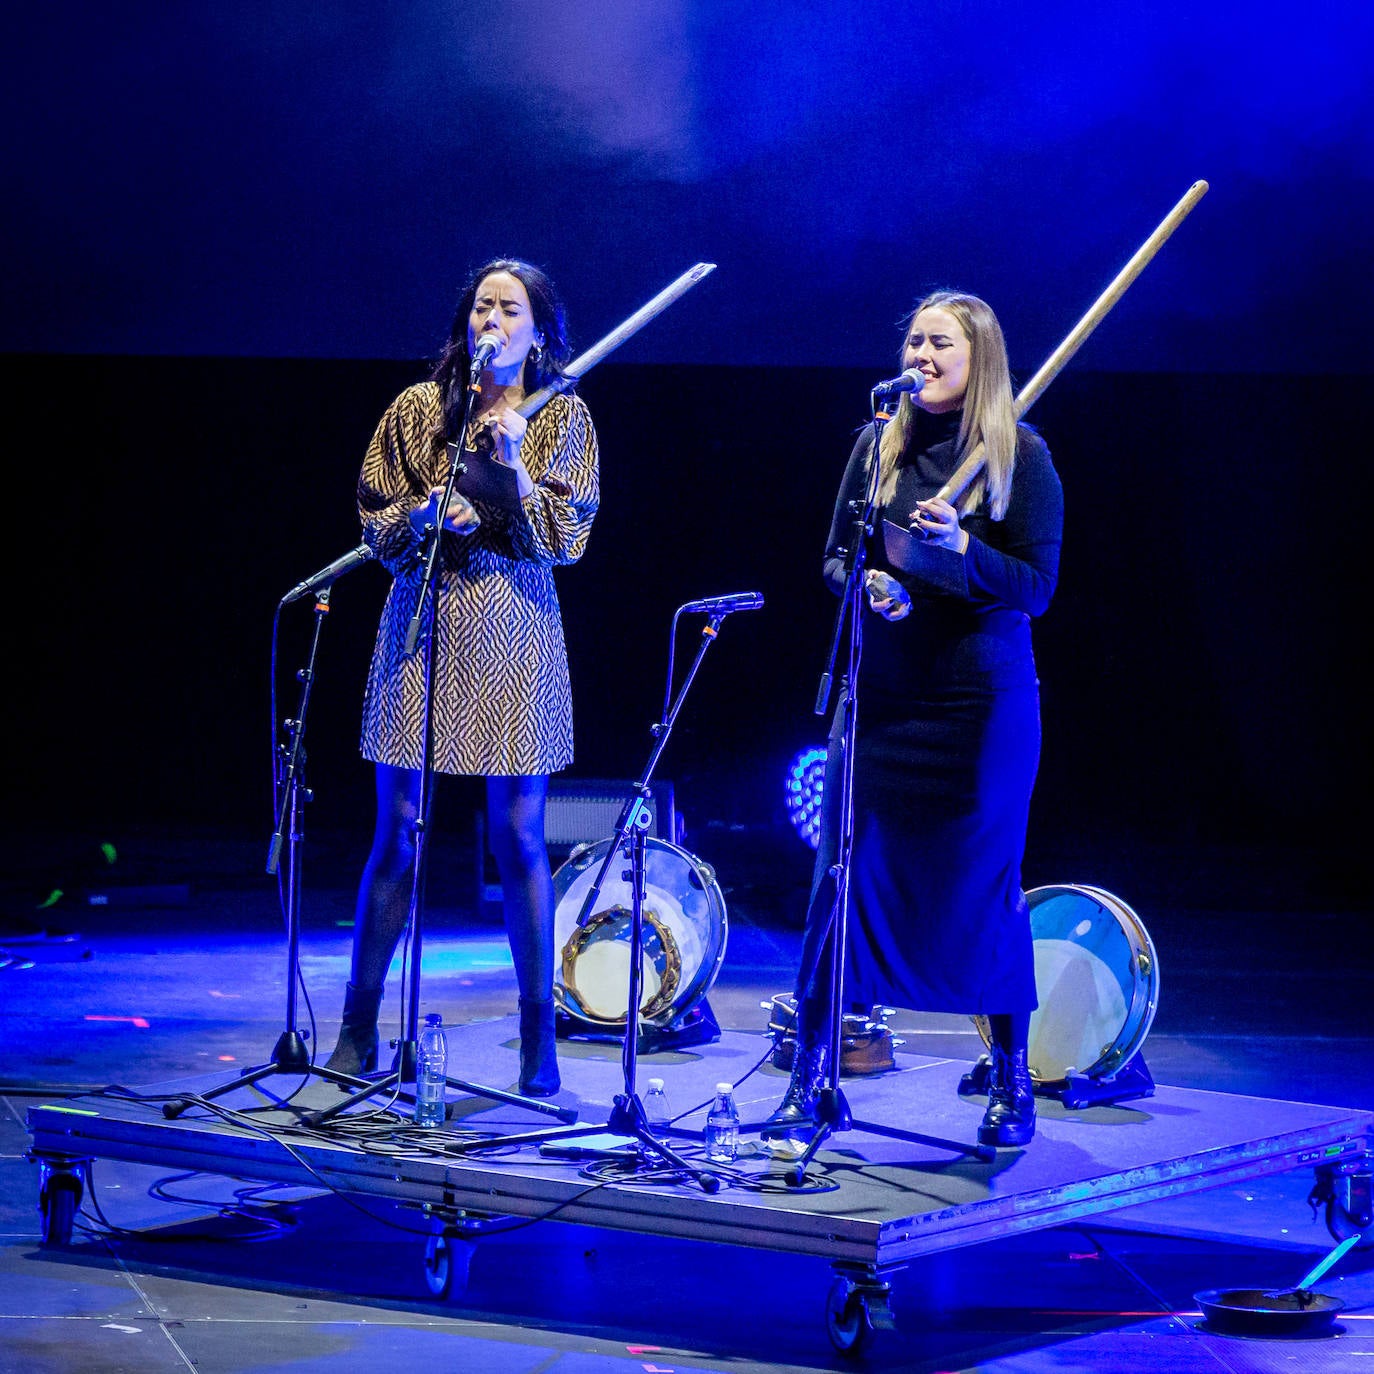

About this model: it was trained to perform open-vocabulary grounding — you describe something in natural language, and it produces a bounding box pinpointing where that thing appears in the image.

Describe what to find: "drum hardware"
[959,884,1160,1110]
[763,994,901,1076]
[555,1000,722,1055]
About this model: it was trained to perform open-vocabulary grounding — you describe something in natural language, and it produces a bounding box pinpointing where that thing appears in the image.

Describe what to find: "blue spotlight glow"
[785,746,827,849]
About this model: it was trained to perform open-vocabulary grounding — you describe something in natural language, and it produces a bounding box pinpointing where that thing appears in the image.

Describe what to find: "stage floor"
[3,827,1373,1371]
[24,1019,1373,1271]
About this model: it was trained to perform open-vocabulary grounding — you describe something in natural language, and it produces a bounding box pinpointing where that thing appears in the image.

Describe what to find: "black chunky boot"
[978,1045,1036,1147]
[518,996,560,1096]
[324,982,383,1077]
[762,999,830,1143]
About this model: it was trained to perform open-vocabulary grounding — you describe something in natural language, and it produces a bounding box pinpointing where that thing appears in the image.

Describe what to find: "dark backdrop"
[9,353,1366,914]
[5,6,1373,375]
[6,3,1371,917]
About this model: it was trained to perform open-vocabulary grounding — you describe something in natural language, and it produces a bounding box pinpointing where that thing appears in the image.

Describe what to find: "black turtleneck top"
[822,408,1064,695]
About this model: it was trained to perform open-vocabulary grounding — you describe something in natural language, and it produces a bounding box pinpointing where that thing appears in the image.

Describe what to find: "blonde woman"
[768,291,1063,1148]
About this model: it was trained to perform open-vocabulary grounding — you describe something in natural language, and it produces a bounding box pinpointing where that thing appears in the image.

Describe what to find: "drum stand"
[307,374,575,1132]
[766,395,995,1186]
[444,601,758,1193]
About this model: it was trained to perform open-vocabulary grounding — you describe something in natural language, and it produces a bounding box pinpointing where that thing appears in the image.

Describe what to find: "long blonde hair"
[875,291,1017,520]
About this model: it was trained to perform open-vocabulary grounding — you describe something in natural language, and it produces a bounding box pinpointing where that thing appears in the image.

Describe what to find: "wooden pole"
[517,262,717,419]
[936,180,1209,505]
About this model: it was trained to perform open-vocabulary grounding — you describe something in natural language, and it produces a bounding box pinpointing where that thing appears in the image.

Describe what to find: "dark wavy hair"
[430,258,573,447]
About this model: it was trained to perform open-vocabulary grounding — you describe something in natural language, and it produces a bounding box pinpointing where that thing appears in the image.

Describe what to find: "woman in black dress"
[324,259,599,1096]
[767,290,1062,1147]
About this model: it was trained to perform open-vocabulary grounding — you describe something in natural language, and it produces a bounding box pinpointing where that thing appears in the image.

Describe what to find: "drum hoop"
[1061,884,1160,1072]
[978,883,1162,1084]
[559,903,683,1024]
[553,835,728,1027]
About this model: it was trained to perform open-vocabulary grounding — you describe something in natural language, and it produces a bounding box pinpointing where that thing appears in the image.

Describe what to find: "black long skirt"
[799,681,1040,1016]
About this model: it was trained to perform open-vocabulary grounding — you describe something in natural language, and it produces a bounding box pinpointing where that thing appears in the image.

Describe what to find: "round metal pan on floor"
[1193,1286,1345,1337]
[1194,1232,1361,1337]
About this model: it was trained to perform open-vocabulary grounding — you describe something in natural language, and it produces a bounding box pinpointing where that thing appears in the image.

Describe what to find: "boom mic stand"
[443,597,763,1192]
[166,577,379,1119]
[308,358,575,1131]
[768,391,993,1185]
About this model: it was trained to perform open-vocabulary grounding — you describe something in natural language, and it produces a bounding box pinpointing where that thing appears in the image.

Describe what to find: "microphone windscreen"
[472,334,503,363]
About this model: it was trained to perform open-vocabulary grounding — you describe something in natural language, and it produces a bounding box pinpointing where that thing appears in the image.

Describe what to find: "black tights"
[349,765,554,1000]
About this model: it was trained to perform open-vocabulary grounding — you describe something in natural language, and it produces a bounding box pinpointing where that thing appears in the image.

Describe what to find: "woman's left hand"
[866,569,911,621]
[909,497,968,553]
[480,406,534,498]
[482,406,528,466]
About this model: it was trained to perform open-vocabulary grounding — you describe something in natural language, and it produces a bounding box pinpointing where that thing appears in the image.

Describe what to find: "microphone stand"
[442,601,758,1193]
[164,586,377,1118]
[772,391,993,1185]
[307,358,575,1130]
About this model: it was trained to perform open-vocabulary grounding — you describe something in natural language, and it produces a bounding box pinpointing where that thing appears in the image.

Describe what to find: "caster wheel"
[422,1229,474,1299]
[1313,1160,1372,1249]
[40,1177,81,1247]
[1326,1199,1373,1248]
[423,1232,454,1298]
[826,1278,872,1356]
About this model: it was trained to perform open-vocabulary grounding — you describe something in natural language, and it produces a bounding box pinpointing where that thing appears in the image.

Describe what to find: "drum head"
[552,836,728,1027]
[981,884,1160,1084]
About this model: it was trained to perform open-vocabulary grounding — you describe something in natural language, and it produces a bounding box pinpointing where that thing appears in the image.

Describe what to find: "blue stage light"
[785,746,827,849]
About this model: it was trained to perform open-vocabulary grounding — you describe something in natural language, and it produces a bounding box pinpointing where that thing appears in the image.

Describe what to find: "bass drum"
[552,837,728,1027]
[979,884,1160,1084]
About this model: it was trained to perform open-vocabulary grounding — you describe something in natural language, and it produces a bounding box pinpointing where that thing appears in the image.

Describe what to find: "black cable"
[664,1036,779,1128]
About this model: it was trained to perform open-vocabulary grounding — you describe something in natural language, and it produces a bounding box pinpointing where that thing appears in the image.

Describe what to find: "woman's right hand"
[866,569,911,621]
[409,485,481,538]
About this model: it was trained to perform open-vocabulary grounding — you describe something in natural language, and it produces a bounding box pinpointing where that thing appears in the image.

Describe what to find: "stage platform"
[26,1017,1371,1348]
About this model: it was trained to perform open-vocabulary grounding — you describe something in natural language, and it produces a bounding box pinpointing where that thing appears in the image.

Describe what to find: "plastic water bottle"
[643,1077,671,1133]
[414,1012,447,1128]
[704,1082,740,1163]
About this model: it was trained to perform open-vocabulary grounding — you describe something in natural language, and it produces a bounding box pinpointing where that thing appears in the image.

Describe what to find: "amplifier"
[476,778,677,908]
[544,778,676,849]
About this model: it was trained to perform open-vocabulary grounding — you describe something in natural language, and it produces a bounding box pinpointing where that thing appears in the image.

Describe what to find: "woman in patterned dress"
[326,259,599,1097]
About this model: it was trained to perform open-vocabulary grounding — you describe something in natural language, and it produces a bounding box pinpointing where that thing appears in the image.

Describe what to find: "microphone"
[872,368,925,399]
[469,333,504,373]
[680,591,765,616]
[281,544,375,605]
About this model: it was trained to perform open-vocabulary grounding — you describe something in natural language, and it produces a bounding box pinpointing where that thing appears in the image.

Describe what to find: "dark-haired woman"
[325,260,599,1097]
[766,290,1062,1148]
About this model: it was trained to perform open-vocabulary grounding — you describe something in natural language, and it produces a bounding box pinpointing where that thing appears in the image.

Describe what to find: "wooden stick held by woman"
[935,180,1209,506]
[517,262,716,420]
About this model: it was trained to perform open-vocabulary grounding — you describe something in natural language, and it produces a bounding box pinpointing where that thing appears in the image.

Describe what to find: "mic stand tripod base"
[302,1035,580,1129]
[769,1085,995,1187]
[160,1038,380,1120]
[444,1088,722,1193]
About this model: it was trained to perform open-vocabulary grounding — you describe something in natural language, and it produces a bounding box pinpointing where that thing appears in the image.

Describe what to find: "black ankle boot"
[762,1038,830,1140]
[518,996,560,1096]
[978,1045,1036,1147]
[325,982,383,1077]
[763,998,831,1140]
